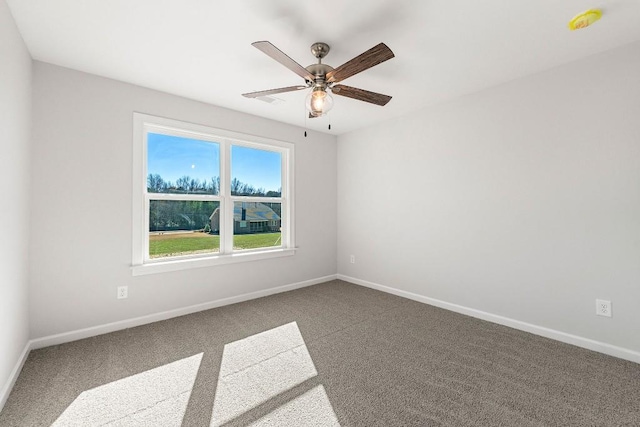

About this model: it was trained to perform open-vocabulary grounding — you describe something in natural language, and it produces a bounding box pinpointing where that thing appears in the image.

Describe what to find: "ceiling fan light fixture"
[244,41,394,119]
[305,86,334,117]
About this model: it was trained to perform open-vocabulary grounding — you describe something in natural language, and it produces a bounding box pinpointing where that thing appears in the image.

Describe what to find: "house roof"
[210,203,280,222]
[235,203,279,222]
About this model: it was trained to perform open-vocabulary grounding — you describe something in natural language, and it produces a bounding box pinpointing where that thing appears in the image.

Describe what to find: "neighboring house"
[209,202,280,234]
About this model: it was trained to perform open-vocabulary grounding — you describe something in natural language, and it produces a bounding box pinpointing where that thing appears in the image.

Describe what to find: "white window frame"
[132,113,295,276]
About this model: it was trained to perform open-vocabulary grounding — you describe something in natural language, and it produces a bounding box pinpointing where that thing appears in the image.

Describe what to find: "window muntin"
[132,113,294,273]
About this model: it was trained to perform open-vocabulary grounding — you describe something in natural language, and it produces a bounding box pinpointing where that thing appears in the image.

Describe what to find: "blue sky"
[231,145,281,191]
[148,133,281,191]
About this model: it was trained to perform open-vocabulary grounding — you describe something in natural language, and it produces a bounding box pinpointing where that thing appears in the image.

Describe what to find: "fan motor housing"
[306,63,334,82]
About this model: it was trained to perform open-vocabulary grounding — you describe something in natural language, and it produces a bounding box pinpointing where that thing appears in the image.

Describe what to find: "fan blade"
[252,41,315,82]
[332,85,392,106]
[242,85,308,98]
[326,43,394,83]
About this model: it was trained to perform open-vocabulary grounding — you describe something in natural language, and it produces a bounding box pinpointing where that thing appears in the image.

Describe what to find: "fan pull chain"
[328,124,331,130]
[304,102,308,137]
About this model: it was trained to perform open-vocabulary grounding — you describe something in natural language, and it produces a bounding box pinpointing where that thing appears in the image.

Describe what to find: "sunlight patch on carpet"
[52,353,203,426]
[249,385,340,426]
[210,322,337,426]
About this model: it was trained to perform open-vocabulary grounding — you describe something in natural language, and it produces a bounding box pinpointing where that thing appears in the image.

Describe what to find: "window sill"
[131,248,296,276]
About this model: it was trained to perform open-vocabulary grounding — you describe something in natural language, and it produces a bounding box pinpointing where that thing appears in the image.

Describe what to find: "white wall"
[29,62,337,339]
[338,41,640,353]
[0,0,31,406]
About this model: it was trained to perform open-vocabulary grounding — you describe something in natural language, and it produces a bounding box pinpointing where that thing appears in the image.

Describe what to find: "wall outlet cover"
[117,286,128,299]
[596,299,611,317]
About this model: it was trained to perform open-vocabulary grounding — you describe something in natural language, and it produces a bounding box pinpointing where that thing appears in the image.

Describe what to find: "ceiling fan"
[242,41,395,118]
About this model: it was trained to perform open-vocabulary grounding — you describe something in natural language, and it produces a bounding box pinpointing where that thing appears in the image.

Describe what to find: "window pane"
[149,200,220,258]
[232,202,282,250]
[147,133,220,195]
[231,146,281,196]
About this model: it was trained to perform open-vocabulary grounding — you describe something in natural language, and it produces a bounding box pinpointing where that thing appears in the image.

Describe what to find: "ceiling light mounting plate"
[310,42,330,60]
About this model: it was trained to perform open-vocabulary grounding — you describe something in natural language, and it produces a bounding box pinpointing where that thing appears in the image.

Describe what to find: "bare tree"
[147,173,165,192]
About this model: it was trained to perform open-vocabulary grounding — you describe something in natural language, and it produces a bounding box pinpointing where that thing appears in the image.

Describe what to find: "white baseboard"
[30,274,337,350]
[9,271,635,411]
[0,340,31,413]
[337,274,640,365]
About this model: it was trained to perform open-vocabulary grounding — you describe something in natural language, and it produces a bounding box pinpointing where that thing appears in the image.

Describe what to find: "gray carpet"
[1,280,639,426]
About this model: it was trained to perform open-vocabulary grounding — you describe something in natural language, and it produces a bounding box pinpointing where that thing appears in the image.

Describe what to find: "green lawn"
[234,232,282,249]
[149,232,281,258]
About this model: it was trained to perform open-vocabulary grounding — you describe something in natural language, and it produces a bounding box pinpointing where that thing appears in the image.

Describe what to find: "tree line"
[147,174,281,197]
[149,200,215,232]
[148,174,218,194]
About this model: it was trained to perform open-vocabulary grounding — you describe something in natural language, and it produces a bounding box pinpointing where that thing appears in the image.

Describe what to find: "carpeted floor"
[1,280,639,426]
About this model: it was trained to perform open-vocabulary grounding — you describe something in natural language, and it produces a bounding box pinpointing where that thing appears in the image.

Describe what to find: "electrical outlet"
[117,286,128,299]
[596,299,611,317]
[350,255,355,264]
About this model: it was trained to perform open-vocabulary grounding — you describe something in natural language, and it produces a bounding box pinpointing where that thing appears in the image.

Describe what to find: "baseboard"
[337,274,640,365]
[0,340,31,413]
[30,274,337,350]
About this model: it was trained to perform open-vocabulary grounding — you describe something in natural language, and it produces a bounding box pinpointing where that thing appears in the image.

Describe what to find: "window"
[132,113,294,275]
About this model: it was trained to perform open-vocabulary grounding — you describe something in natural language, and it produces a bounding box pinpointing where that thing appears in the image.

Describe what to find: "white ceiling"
[7,0,640,135]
